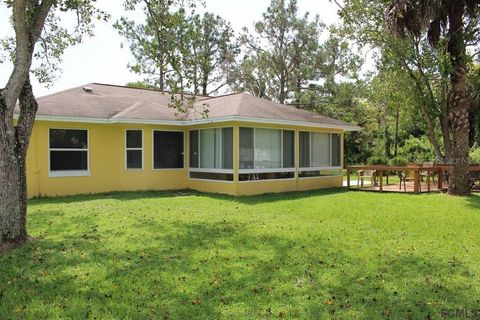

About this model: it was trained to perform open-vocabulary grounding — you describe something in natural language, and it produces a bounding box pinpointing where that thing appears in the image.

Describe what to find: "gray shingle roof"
[25,83,360,131]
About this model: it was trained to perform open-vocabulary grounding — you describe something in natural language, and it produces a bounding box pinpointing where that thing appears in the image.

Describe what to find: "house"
[21,83,360,198]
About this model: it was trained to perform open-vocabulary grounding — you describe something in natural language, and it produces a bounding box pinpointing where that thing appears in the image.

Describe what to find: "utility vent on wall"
[82,86,93,93]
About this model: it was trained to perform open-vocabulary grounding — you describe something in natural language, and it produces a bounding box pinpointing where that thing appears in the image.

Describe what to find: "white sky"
[0,0,340,97]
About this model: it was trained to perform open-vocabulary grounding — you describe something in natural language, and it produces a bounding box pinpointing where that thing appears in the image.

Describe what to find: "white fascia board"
[27,114,361,131]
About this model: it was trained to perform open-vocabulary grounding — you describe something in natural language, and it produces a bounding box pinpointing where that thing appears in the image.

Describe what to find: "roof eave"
[17,114,361,131]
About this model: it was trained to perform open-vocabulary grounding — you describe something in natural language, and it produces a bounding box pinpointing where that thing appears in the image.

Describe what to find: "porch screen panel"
[254,128,281,169]
[299,131,310,167]
[311,132,330,167]
[239,127,254,169]
[332,133,341,167]
[153,131,184,169]
[189,130,199,168]
[222,127,233,169]
[200,129,216,168]
[283,130,294,168]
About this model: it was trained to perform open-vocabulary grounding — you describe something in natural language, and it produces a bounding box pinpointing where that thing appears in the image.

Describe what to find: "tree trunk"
[202,73,208,96]
[0,78,38,245]
[159,58,165,92]
[447,0,470,195]
[0,109,26,244]
[440,79,452,161]
[394,106,399,157]
[279,72,286,104]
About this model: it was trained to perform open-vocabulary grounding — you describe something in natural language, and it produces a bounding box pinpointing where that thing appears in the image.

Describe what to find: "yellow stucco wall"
[26,120,344,198]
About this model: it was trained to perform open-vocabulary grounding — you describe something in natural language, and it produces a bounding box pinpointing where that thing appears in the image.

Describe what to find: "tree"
[116,1,237,96]
[235,0,324,104]
[115,0,189,91]
[0,1,107,247]
[386,0,480,195]
[189,12,238,95]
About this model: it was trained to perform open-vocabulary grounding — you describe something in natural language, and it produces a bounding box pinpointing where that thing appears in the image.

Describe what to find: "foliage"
[115,1,237,96]
[1,190,480,318]
[1,1,109,85]
[232,0,325,104]
[470,148,480,164]
[397,136,437,163]
[387,155,409,166]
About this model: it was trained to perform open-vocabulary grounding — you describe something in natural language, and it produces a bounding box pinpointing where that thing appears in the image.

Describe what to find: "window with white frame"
[189,128,233,181]
[239,127,295,181]
[125,130,143,169]
[49,128,89,176]
[299,131,342,177]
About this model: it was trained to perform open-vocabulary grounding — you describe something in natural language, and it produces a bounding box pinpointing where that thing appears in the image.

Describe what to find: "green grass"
[1,189,480,319]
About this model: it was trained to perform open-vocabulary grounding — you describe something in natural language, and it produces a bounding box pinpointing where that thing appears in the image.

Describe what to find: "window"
[239,127,295,181]
[189,128,233,181]
[49,129,88,176]
[299,131,342,177]
[153,131,184,169]
[125,130,143,169]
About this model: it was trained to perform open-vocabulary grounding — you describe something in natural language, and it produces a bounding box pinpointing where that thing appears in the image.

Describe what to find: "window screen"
[283,130,294,168]
[49,129,88,172]
[299,131,310,168]
[222,127,233,169]
[239,127,254,169]
[126,130,143,169]
[332,133,341,167]
[153,131,184,169]
[190,130,199,168]
[311,132,330,167]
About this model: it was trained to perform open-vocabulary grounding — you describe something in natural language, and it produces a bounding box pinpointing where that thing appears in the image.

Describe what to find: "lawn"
[1,189,480,319]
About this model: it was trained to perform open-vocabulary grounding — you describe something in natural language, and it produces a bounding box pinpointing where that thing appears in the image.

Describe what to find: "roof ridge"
[110,100,154,119]
[92,82,211,98]
[202,91,244,101]
[36,84,90,100]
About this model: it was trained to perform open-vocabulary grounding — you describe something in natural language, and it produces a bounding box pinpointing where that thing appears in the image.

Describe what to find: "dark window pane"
[190,130,199,168]
[239,127,254,169]
[299,131,310,167]
[283,130,294,168]
[238,172,294,181]
[127,150,142,169]
[50,129,87,149]
[332,134,341,167]
[153,131,184,169]
[222,127,233,169]
[50,151,88,171]
[126,130,142,148]
[189,172,233,181]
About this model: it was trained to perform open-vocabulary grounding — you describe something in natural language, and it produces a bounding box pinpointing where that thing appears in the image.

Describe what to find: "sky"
[0,0,341,97]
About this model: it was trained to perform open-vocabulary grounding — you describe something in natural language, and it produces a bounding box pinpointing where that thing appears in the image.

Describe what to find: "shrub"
[388,156,409,166]
[471,148,480,164]
[367,155,388,165]
[398,136,436,163]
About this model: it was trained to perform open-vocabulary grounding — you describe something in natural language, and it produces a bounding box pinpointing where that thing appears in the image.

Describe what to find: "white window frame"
[238,127,295,174]
[48,128,90,178]
[125,129,144,170]
[299,132,342,177]
[152,129,185,171]
[188,127,234,175]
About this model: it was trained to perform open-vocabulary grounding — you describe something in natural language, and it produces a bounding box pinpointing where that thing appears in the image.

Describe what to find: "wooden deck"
[346,164,480,194]
[350,181,446,193]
